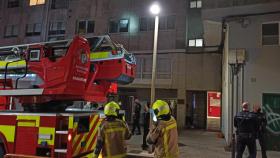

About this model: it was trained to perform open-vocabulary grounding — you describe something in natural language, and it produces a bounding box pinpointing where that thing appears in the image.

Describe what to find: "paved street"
[127,130,280,158]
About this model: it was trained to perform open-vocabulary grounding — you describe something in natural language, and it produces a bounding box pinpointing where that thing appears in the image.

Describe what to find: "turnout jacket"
[94,117,131,158]
[146,116,179,158]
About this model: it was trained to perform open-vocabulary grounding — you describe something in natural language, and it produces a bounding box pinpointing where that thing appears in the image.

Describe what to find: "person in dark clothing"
[142,102,150,150]
[253,105,267,158]
[234,102,258,158]
[132,98,141,135]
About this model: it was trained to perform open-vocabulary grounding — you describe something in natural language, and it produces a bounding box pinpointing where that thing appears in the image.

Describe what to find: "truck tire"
[0,143,5,158]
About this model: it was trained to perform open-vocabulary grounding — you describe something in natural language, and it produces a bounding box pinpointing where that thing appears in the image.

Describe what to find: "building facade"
[0,0,222,130]
[202,0,280,150]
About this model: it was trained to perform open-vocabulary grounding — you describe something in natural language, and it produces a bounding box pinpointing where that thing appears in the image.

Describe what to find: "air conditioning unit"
[228,49,246,64]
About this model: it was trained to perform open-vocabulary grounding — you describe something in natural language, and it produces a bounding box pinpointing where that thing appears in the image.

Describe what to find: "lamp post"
[150,2,160,105]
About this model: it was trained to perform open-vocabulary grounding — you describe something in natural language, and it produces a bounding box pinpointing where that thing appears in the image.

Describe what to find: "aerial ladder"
[0,35,136,157]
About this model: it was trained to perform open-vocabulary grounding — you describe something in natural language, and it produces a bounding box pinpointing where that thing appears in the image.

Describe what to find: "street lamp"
[150,2,160,105]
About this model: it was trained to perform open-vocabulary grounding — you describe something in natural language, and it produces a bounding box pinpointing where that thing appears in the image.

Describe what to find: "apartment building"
[202,0,280,150]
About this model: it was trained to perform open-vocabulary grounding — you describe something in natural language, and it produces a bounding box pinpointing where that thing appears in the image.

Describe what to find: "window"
[140,16,175,32]
[77,117,89,134]
[262,23,279,46]
[167,15,176,29]
[26,23,41,36]
[7,0,19,8]
[188,39,203,47]
[29,49,40,61]
[142,58,152,79]
[109,19,129,33]
[136,56,172,79]
[140,17,155,31]
[4,25,18,38]
[160,15,175,30]
[29,0,45,6]
[109,20,118,33]
[51,0,68,9]
[49,22,65,35]
[77,20,95,34]
[119,19,129,32]
[190,0,202,8]
[159,16,167,30]
[157,58,172,79]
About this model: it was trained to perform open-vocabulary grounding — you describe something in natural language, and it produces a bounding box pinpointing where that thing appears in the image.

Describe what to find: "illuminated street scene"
[0,0,280,158]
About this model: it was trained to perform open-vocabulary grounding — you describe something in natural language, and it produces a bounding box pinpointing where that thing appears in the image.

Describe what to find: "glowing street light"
[150,2,160,105]
[150,3,161,15]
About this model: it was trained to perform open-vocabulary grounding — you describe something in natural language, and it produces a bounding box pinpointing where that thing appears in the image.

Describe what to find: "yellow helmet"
[152,100,170,117]
[104,101,120,117]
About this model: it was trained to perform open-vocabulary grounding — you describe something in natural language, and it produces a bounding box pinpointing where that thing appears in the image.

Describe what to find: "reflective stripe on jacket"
[147,116,179,158]
[98,118,131,158]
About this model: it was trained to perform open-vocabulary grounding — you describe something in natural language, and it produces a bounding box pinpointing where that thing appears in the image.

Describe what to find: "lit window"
[188,40,196,47]
[189,39,203,47]
[30,0,45,6]
[262,23,279,46]
[190,0,202,9]
[196,39,203,47]
[109,19,129,33]
[190,1,197,8]
[197,1,202,8]
[119,19,129,32]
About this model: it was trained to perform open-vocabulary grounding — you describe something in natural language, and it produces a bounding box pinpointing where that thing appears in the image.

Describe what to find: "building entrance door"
[186,91,207,129]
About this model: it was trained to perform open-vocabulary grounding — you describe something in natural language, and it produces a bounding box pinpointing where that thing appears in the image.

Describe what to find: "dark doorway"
[186,91,207,129]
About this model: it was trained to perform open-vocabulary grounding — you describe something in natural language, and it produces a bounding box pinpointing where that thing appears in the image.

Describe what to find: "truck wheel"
[0,143,5,158]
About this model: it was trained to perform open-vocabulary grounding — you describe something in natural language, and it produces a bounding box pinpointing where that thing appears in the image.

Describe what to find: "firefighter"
[253,105,267,158]
[234,102,258,158]
[146,100,179,158]
[93,101,132,158]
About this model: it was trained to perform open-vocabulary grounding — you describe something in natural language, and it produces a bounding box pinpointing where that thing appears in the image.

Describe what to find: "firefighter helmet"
[152,100,170,117]
[104,101,120,117]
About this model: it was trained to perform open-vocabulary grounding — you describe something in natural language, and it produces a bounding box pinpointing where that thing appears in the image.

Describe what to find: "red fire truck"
[0,35,136,157]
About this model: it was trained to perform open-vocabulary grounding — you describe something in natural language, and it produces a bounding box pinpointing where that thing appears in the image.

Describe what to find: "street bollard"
[232,133,236,158]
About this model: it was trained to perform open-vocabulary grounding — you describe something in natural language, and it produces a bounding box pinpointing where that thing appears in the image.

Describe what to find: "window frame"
[139,15,175,32]
[77,20,95,34]
[29,0,45,6]
[7,0,19,8]
[261,22,280,46]
[108,19,130,33]
[4,25,18,38]
[188,38,204,47]
[51,0,68,9]
[119,19,129,33]
[48,21,66,35]
[26,23,42,36]
[190,0,202,9]
[136,56,172,80]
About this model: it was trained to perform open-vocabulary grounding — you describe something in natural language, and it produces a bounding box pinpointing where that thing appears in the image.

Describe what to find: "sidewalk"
[127,130,280,158]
